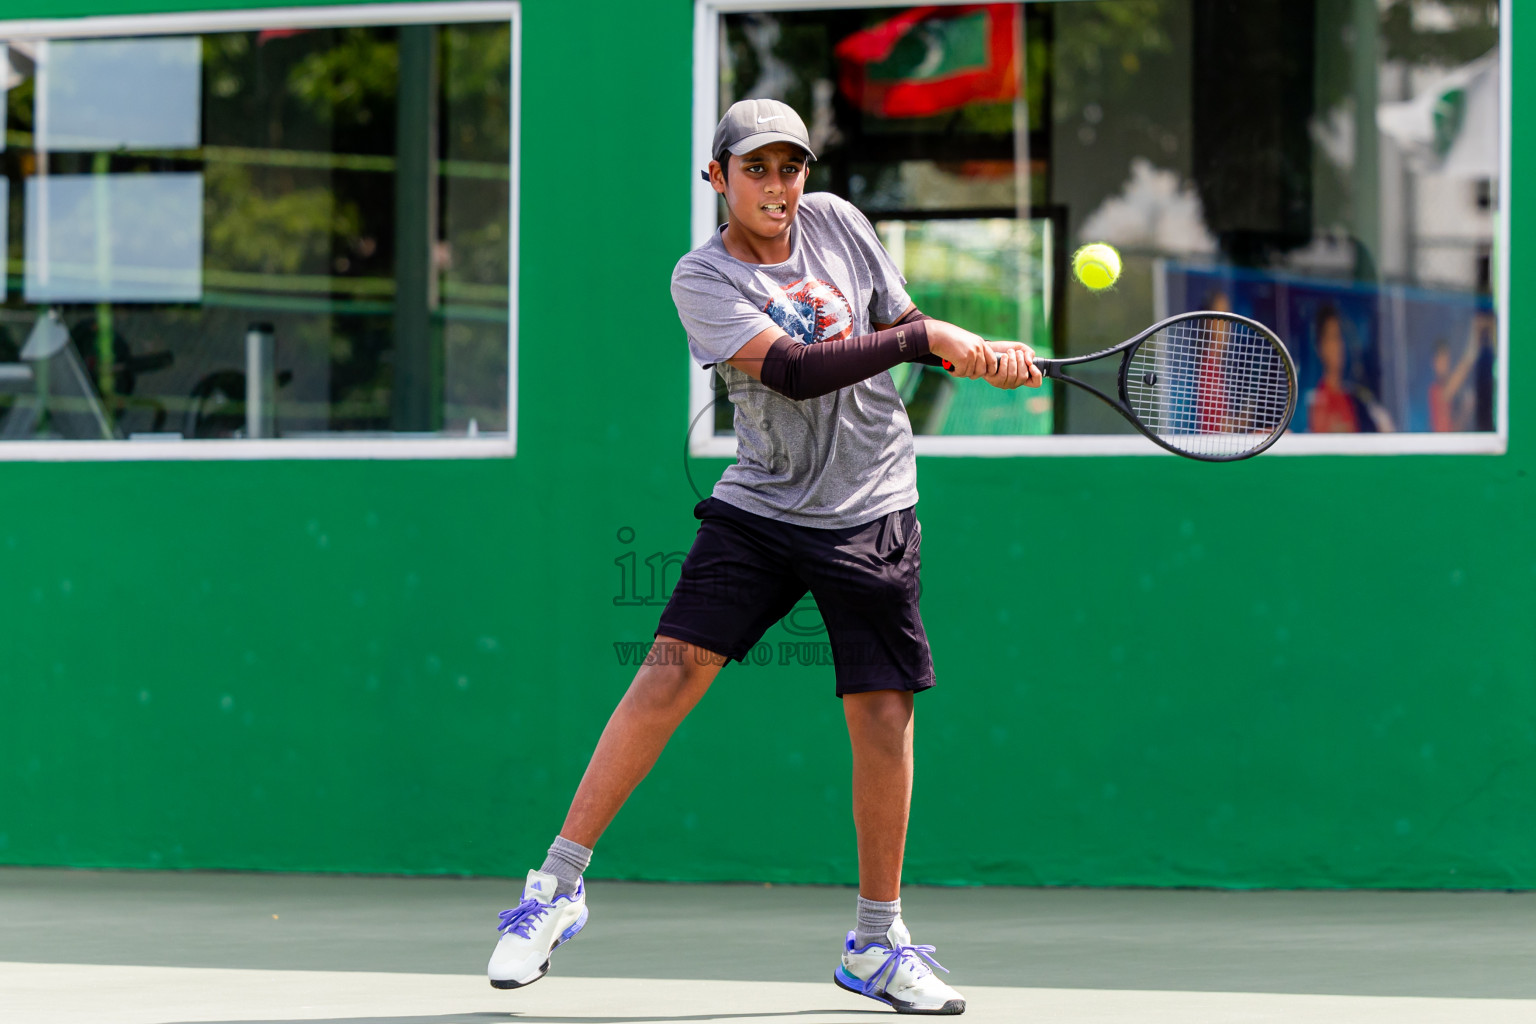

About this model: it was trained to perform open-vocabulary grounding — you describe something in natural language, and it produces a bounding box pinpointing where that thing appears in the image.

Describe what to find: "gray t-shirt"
[671,192,917,528]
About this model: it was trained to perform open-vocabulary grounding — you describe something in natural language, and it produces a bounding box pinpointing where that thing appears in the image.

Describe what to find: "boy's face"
[712,142,808,242]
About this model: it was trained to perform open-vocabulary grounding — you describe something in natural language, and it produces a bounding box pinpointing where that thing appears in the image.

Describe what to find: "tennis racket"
[932,311,1297,462]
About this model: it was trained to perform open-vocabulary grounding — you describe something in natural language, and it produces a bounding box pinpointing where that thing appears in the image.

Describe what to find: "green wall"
[0,0,1531,890]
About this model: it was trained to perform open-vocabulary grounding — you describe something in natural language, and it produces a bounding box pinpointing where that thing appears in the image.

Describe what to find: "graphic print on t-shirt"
[760,276,854,345]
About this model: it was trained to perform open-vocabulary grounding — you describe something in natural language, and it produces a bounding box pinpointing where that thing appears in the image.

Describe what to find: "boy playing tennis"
[487,99,1040,1015]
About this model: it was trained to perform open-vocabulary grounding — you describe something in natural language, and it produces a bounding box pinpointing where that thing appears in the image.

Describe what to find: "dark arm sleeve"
[756,320,931,401]
[894,308,952,368]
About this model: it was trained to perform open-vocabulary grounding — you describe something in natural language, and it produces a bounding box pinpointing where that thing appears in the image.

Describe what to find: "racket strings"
[1124,317,1293,458]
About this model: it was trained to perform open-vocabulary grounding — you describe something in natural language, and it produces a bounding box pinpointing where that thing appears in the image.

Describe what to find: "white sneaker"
[833,918,966,1015]
[487,869,588,989]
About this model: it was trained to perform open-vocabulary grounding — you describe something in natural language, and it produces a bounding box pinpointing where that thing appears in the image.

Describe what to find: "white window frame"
[689,0,1512,458]
[0,2,521,461]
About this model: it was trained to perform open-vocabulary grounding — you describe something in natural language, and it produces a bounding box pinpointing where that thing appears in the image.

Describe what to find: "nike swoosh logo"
[756,115,784,123]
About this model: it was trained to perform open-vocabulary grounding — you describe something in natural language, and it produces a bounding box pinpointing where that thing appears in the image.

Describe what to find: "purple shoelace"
[496,898,550,939]
[861,943,947,997]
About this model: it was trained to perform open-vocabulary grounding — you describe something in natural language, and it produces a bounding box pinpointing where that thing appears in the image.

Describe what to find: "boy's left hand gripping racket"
[930,311,1298,462]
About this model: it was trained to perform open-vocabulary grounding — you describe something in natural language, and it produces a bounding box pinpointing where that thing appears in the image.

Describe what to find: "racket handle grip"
[918,354,1056,375]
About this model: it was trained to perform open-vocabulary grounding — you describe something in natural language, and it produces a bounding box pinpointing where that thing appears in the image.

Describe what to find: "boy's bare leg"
[489,637,724,988]
[558,635,726,847]
[843,689,915,902]
[835,687,964,1014]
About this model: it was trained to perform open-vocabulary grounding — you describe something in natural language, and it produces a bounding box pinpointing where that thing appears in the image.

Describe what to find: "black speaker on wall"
[1191,0,1316,265]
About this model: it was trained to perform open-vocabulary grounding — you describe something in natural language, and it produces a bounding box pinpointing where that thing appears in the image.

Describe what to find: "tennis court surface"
[3,867,1532,1023]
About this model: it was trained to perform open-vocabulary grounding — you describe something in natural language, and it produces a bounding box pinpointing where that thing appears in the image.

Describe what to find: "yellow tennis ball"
[1073,243,1122,292]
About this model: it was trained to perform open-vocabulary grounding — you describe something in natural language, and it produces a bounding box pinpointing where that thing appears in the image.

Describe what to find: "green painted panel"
[0,0,1531,890]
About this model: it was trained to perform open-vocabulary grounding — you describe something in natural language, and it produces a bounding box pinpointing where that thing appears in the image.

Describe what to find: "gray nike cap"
[701,98,815,180]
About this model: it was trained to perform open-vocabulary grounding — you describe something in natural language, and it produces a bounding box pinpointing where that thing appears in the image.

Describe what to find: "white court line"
[2,961,1533,1024]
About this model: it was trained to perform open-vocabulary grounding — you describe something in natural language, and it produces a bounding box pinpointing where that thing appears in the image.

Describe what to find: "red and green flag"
[835,4,1020,120]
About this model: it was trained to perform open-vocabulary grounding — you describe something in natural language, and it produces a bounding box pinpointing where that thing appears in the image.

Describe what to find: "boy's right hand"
[928,321,1042,387]
[927,320,998,379]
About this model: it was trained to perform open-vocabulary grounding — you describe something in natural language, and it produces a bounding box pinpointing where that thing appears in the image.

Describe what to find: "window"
[0,2,519,459]
[691,0,1508,456]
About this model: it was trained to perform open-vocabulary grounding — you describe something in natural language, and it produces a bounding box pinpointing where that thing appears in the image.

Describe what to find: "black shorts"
[655,497,935,697]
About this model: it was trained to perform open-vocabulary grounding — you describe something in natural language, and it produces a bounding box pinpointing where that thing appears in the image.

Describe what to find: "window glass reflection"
[40,38,202,151]
[0,19,512,443]
[25,174,203,303]
[718,1,1502,439]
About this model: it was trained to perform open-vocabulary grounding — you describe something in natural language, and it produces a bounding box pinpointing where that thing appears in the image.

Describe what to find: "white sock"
[854,895,900,948]
[538,835,591,897]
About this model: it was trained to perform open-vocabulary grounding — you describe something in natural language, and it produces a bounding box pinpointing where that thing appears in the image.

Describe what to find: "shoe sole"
[833,966,965,1015]
[489,907,589,990]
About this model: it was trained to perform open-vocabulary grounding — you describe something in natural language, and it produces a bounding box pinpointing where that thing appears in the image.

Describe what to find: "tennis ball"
[1073,243,1122,292]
